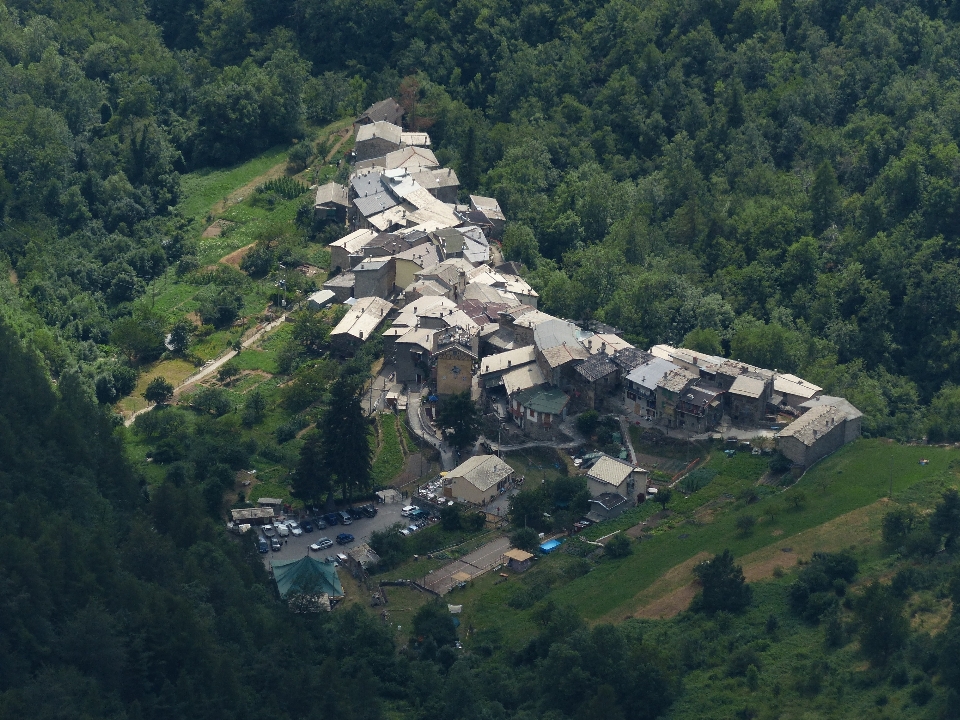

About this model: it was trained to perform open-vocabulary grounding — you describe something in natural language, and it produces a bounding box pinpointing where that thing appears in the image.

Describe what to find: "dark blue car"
[336,533,354,545]
[324,513,340,526]
[302,520,314,533]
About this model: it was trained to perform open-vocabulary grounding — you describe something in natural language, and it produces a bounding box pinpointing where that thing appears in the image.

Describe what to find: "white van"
[401,505,417,517]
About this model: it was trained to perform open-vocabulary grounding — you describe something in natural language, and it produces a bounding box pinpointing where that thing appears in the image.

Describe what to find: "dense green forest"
[6,319,960,719]
[7,0,960,716]
[5,0,960,438]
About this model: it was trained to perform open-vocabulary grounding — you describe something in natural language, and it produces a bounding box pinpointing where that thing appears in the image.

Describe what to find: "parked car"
[336,533,354,545]
[361,504,378,518]
[338,511,353,525]
[401,505,417,517]
[262,524,276,537]
[313,517,327,529]
[278,523,290,537]
[323,513,339,527]
[399,527,412,536]
[270,537,282,551]
[310,537,334,551]
[348,507,364,520]
[302,520,314,533]
[409,508,428,520]
[257,536,269,553]
[287,521,303,536]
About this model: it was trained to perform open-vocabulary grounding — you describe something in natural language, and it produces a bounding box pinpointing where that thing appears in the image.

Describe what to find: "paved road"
[125,314,290,427]
[407,394,456,470]
[420,536,510,595]
[260,501,409,568]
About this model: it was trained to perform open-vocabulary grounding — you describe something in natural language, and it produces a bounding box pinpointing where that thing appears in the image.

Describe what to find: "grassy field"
[449,440,958,654]
[179,146,290,226]
[372,414,405,487]
[116,358,198,416]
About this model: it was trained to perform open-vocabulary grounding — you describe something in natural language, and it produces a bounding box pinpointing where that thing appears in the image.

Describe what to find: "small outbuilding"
[307,289,336,311]
[504,548,534,573]
[587,492,629,522]
[230,507,274,524]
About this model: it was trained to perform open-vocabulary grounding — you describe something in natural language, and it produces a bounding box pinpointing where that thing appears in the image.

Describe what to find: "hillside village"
[306,98,864,527]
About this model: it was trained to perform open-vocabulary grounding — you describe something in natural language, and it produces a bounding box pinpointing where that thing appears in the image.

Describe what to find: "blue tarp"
[539,539,562,554]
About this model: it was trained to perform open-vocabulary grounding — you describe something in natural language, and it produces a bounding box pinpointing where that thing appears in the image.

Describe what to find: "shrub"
[736,514,757,536]
[605,533,632,559]
[510,527,540,552]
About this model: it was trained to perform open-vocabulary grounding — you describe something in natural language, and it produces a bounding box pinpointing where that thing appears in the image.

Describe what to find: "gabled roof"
[586,454,634,487]
[405,279,448,298]
[272,556,343,599]
[503,363,545,395]
[776,405,847,446]
[658,368,698,393]
[480,346,537,375]
[729,374,767,399]
[315,182,349,207]
[358,98,404,125]
[798,395,862,420]
[393,296,458,327]
[384,146,439,170]
[582,333,634,356]
[394,243,442,269]
[613,347,653,373]
[575,354,618,382]
[356,121,402,145]
[330,297,393,340]
[448,454,514,492]
[464,283,517,305]
[514,386,569,414]
[401,131,431,147]
[534,318,581,350]
[626,357,680,392]
[540,343,590,369]
[330,228,378,254]
[395,328,435,351]
[774,373,822,400]
[469,195,505,222]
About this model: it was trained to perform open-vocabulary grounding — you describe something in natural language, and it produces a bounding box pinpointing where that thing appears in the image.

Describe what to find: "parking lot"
[258,501,408,567]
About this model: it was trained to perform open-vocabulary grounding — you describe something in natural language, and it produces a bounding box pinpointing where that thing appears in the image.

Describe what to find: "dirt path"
[324,127,352,162]
[220,242,256,267]
[124,314,289,427]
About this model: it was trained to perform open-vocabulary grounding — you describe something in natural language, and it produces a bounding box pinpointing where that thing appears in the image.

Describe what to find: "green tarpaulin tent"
[272,556,343,599]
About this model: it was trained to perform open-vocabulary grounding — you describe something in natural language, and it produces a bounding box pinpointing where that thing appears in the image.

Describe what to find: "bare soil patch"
[220,242,256,267]
[606,550,712,622]
[738,499,887,582]
[633,583,700,620]
[8,269,17,285]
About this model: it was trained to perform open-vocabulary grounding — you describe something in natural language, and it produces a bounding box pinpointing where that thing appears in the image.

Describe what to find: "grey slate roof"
[575,354,618,382]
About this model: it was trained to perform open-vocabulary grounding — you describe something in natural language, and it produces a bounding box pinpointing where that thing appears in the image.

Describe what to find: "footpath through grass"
[179,146,290,228]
